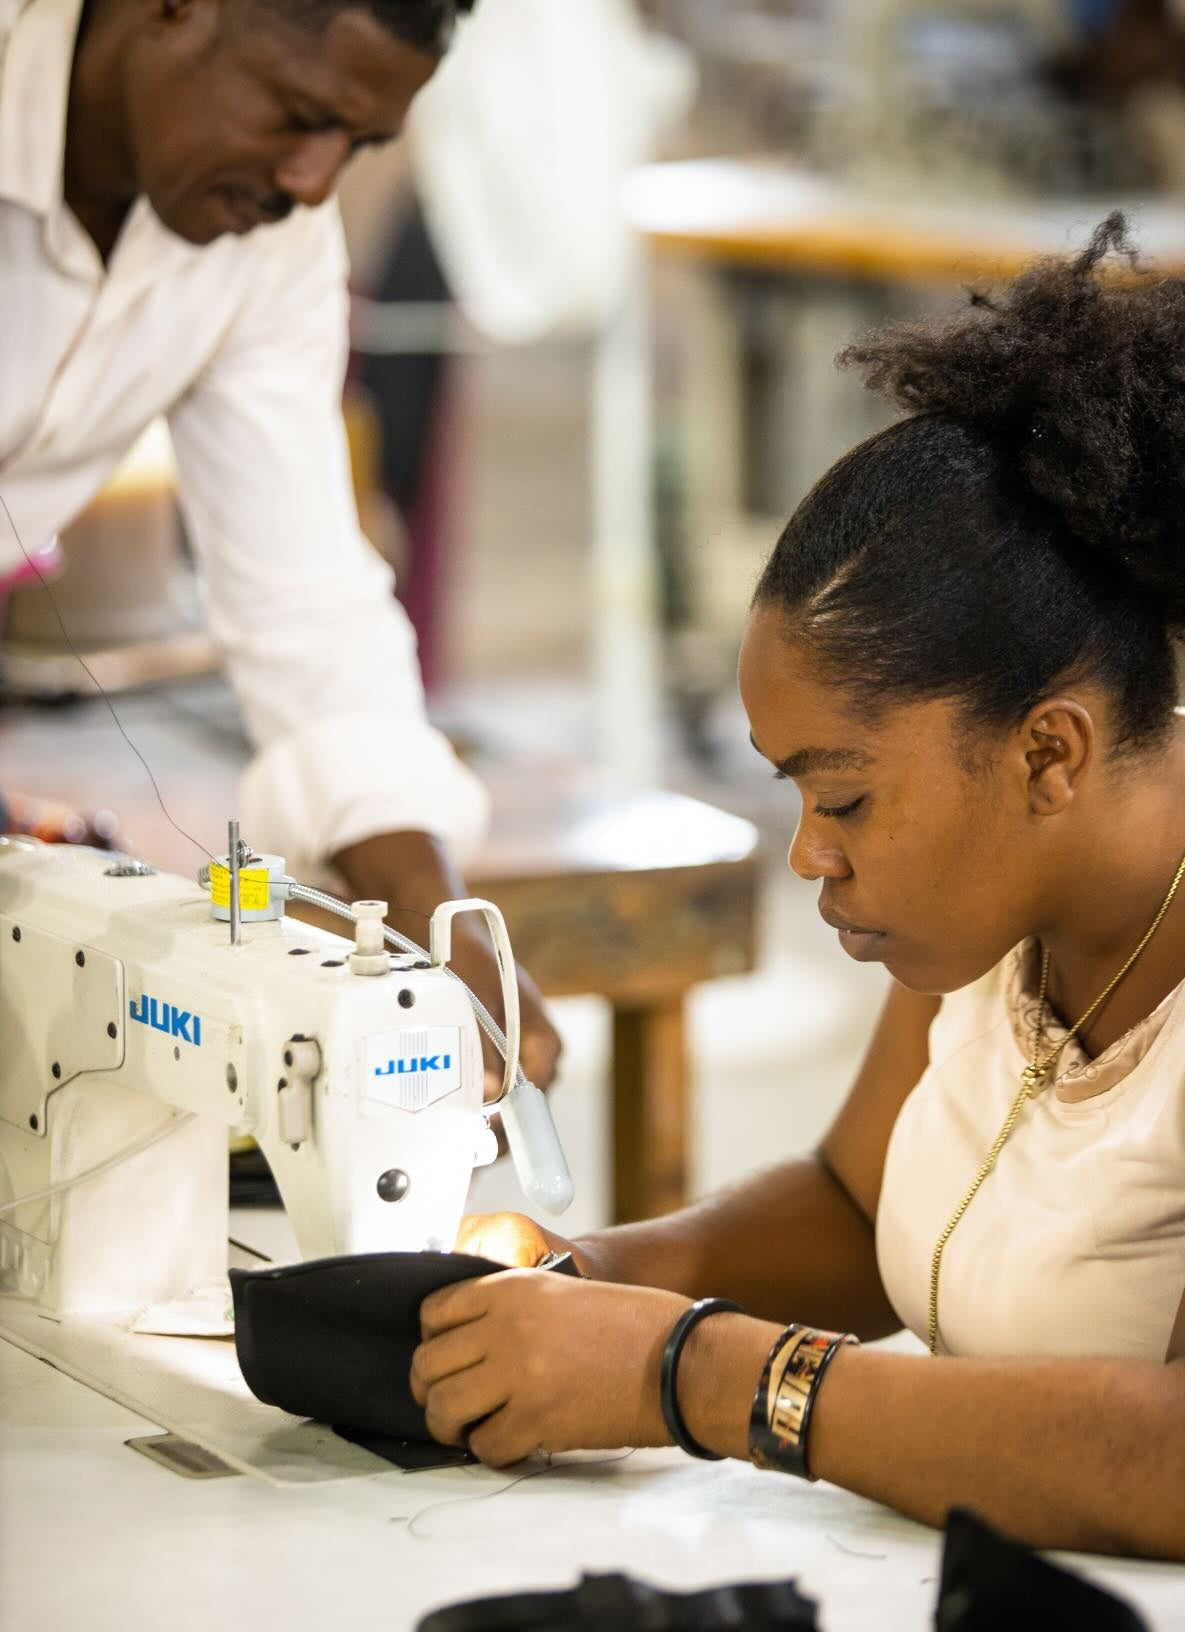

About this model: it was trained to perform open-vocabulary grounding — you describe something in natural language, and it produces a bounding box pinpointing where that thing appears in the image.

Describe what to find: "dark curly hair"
[754,213,1185,755]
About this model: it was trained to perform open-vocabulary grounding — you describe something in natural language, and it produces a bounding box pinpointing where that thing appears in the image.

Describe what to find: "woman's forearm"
[575,1155,900,1337]
[813,1347,1185,1557]
[677,1317,1185,1560]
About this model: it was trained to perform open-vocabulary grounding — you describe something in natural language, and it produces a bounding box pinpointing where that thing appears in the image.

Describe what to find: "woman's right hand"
[455,1211,590,1272]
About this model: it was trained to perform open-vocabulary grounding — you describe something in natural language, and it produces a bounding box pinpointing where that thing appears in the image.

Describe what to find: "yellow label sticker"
[210,864,270,912]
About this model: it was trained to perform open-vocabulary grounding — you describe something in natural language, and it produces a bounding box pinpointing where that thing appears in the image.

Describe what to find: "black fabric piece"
[231,1251,505,1445]
[334,1422,475,1471]
[416,1572,820,1632]
[937,1509,1150,1631]
[231,1249,583,1455]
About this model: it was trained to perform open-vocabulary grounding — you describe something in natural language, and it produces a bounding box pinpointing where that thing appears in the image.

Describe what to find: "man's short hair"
[260,0,477,52]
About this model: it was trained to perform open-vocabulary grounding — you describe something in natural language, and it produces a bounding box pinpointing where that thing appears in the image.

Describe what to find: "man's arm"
[168,203,486,873]
[166,201,559,1087]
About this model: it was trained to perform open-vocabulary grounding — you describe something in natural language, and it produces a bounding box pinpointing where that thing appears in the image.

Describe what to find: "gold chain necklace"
[927,845,1185,1355]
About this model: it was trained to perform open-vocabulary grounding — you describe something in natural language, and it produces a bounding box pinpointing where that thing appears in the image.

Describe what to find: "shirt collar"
[0,0,87,217]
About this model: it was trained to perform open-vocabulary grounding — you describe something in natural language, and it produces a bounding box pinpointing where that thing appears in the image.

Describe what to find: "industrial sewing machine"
[0,828,572,1325]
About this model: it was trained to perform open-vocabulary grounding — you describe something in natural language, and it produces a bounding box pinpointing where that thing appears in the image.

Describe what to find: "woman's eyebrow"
[748,734,872,777]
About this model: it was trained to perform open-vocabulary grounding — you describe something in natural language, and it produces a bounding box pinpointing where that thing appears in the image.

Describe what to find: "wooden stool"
[468,777,758,1223]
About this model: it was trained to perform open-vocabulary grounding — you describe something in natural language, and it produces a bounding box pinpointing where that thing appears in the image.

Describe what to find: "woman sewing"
[410,216,1185,1561]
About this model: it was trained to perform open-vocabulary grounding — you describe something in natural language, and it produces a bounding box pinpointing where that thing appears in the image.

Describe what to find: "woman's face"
[738,604,1050,995]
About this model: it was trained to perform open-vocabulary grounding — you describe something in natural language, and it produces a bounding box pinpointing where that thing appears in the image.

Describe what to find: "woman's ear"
[1021,698,1094,815]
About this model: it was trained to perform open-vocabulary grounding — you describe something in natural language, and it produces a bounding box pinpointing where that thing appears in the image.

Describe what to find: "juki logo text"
[375,1054,451,1077]
[129,994,203,1047]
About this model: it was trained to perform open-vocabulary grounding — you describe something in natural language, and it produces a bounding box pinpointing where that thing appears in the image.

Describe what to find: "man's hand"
[445,917,561,1100]
[411,1271,691,1464]
[332,829,562,1096]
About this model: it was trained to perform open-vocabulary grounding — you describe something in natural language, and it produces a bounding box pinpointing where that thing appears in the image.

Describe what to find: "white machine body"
[0,838,546,1319]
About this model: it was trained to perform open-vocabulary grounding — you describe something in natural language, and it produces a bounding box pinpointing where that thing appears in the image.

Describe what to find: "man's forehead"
[245,4,438,124]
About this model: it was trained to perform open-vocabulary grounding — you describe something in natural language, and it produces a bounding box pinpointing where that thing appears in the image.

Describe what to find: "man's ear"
[149,0,214,29]
[1020,698,1094,815]
[141,0,220,50]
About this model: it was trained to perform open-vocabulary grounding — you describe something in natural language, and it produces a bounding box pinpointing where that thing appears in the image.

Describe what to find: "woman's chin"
[881,947,992,998]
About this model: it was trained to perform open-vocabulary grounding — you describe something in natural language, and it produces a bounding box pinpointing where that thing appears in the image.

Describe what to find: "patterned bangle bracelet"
[748,1323,858,1480]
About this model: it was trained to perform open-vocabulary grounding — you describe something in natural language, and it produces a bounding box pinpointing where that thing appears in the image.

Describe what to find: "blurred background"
[4,0,1185,1245]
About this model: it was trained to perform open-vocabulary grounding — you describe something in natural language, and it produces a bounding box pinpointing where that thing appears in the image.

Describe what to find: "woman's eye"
[814,797,865,820]
[770,773,864,820]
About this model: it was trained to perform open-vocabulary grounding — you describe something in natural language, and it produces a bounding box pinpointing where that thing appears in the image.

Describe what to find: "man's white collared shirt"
[0,0,488,876]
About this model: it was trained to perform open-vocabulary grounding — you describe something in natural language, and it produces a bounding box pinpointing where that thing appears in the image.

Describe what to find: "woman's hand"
[454,1212,583,1270]
[410,1270,693,1464]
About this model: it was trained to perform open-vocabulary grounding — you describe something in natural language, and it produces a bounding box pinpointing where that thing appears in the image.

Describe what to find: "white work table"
[4,1340,1183,1632]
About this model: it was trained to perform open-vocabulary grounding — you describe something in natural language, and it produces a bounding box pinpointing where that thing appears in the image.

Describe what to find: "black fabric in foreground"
[937,1508,1149,1631]
[231,1250,505,1451]
[416,1573,820,1632]
[411,1511,1152,1630]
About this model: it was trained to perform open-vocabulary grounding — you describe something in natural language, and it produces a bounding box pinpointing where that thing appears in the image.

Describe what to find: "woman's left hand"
[411,1270,693,1465]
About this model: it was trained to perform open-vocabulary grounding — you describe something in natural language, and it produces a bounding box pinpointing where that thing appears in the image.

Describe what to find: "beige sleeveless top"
[876,942,1185,1361]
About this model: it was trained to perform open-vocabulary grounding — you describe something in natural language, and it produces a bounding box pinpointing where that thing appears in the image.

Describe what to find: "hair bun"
[840,213,1185,624]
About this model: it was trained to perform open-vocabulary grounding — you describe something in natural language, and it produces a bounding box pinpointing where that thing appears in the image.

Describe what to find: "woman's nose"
[787,813,851,883]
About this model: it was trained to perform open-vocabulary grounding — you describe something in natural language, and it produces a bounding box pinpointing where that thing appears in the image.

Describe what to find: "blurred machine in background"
[629,0,1185,766]
[646,0,1185,196]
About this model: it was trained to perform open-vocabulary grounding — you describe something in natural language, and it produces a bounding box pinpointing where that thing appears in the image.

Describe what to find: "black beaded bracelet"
[660,1298,744,1461]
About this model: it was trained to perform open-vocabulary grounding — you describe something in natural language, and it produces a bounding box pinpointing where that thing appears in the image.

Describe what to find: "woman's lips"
[818,906,888,959]
[835,926,888,960]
